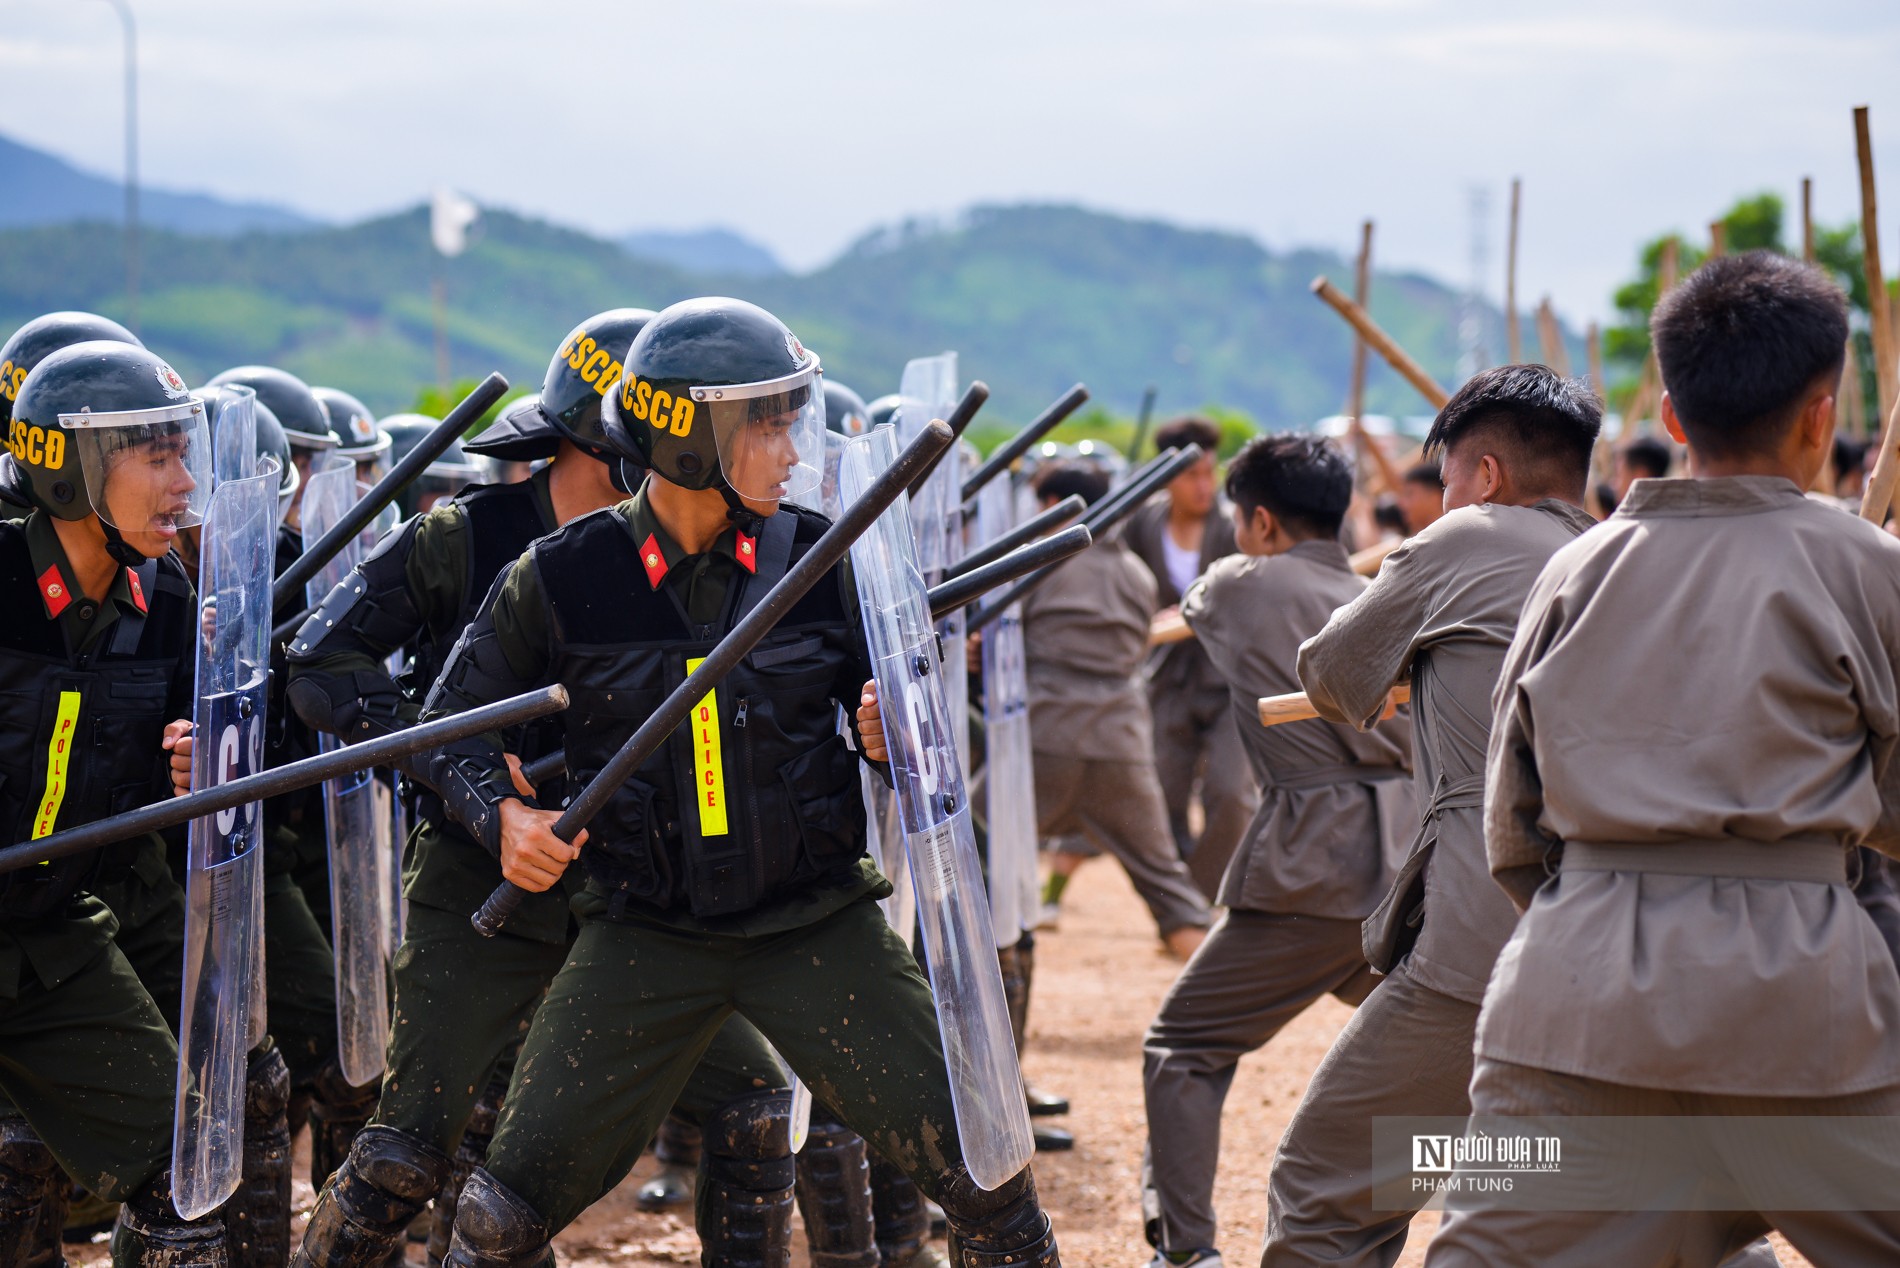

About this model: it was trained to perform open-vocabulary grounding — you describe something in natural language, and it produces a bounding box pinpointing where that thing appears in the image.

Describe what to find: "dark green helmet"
[2,311,142,429]
[823,380,872,437]
[599,297,824,508]
[207,365,337,452]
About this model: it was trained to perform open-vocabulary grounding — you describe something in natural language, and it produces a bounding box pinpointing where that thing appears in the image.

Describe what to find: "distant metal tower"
[1457,185,1490,380]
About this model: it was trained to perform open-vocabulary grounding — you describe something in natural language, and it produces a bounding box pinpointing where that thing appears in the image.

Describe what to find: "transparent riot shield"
[840,425,1032,1191]
[895,354,972,780]
[975,478,1040,948]
[173,465,276,1218]
[301,459,400,1085]
[211,385,257,487]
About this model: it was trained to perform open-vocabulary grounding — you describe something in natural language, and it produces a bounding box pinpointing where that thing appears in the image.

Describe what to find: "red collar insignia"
[37,565,71,618]
[125,566,146,613]
[638,533,668,589]
[735,531,757,574]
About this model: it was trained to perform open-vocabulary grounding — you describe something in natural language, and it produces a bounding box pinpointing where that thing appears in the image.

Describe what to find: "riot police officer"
[316,386,392,484]
[286,309,796,1268]
[423,297,1062,1268]
[0,337,231,1264]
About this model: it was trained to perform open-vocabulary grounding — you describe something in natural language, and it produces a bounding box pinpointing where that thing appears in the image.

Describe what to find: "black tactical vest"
[0,523,192,919]
[412,479,550,699]
[533,505,867,918]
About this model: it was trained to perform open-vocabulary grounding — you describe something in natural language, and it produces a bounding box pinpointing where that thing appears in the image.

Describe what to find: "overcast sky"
[5,0,1899,325]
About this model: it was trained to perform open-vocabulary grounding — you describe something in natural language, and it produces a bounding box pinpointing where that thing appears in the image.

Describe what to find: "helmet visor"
[60,399,212,543]
[695,359,825,505]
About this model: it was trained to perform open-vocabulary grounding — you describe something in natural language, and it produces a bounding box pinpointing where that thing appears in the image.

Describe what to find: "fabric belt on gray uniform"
[1560,839,1849,885]
[1265,763,1408,793]
[1362,772,1485,974]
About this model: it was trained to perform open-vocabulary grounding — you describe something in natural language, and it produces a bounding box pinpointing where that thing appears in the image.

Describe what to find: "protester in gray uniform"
[1022,462,1212,961]
[1427,252,1900,1266]
[1263,367,1603,1265]
[1140,436,1412,1268]
[1122,417,1258,899]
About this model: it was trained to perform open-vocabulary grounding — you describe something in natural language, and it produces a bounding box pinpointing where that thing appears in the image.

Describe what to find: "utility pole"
[97,0,139,333]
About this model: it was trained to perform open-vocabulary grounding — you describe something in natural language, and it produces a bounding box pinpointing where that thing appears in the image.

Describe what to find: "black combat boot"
[635,1113,699,1211]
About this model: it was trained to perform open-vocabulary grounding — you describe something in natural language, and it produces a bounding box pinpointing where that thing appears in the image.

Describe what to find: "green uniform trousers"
[485,894,963,1233]
[0,905,176,1201]
[376,897,788,1161]
[262,870,341,1090]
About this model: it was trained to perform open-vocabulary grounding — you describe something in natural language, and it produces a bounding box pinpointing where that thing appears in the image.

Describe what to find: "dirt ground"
[71,856,1806,1266]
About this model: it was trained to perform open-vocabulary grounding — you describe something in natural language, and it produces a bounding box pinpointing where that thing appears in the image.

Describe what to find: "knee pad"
[936,1166,1057,1266]
[225,1042,292,1268]
[869,1155,930,1262]
[294,1126,451,1268]
[0,1115,67,1267]
[443,1168,551,1268]
[793,1116,876,1268]
[702,1089,795,1192]
[112,1171,230,1268]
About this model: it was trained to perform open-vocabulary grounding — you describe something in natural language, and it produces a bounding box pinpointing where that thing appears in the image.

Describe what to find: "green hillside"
[0,203,1557,430]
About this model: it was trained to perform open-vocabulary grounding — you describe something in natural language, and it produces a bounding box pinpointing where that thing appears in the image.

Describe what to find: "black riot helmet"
[208,365,337,453]
[383,413,490,516]
[466,309,657,466]
[11,342,211,567]
[599,297,824,514]
[315,386,391,480]
[823,380,873,437]
[1,311,141,429]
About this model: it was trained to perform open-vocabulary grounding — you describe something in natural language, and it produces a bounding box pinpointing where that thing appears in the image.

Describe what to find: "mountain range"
[0,133,1571,429]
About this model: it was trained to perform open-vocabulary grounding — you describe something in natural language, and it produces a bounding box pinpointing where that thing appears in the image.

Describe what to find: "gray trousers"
[1034,751,1211,936]
[1142,909,1376,1253]
[1261,965,1784,1268]
[1150,683,1259,901]
[1425,1057,1894,1268]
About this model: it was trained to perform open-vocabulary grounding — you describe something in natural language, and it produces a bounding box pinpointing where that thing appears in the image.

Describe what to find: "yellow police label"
[618,373,696,437]
[0,360,25,403]
[557,334,622,401]
[6,420,64,468]
[32,691,82,840]
[685,658,728,837]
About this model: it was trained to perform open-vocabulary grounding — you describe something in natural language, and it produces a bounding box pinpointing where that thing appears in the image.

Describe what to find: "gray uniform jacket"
[1023,537,1158,764]
[1298,500,1597,1004]
[1482,476,1900,1096]
[1123,497,1237,695]
[1184,539,1414,917]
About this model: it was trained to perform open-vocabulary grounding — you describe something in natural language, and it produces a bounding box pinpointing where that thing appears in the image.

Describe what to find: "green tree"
[410,379,530,436]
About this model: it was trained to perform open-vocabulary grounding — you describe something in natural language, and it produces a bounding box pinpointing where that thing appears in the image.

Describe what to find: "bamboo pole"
[1803,177,1816,264]
[1311,277,1452,410]
[1536,298,1571,373]
[1350,539,1401,576]
[1709,221,1728,258]
[1856,106,1897,429]
[1859,392,1900,526]
[1845,337,1869,440]
[1347,220,1374,485]
[1506,178,1522,363]
[1586,323,1605,397]
[1259,684,1411,728]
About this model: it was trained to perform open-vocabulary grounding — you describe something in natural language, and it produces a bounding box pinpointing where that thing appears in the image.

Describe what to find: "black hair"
[1402,461,1444,489]
[1651,251,1848,459]
[1619,436,1672,480]
[1422,364,1601,499]
[1834,434,1867,476]
[1223,433,1351,540]
[1153,416,1221,456]
[1032,460,1111,507]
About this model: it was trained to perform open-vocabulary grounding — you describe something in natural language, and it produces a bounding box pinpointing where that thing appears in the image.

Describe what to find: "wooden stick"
[1856,106,1898,428]
[1861,385,1900,524]
[1348,219,1374,480]
[1258,683,1411,728]
[1586,322,1606,397]
[1628,239,1681,438]
[1350,538,1400,576]
[1803,177,1816,264]
[1311,277,1452,410]
[1709,221,1728,258]
[1149,610,1194,646]
[1506,178,1522,363]
[1536,298,1570,374]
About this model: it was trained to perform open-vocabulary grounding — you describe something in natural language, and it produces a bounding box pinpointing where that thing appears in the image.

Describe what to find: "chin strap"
[720,482,766,538]
[100,519,148,568]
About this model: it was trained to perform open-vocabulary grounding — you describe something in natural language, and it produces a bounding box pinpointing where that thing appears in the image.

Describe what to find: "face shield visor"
[59,397,212,546]
[693,358,825,506]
